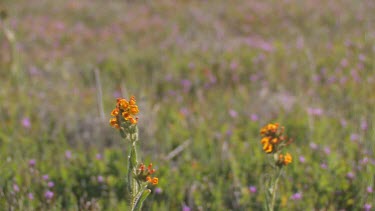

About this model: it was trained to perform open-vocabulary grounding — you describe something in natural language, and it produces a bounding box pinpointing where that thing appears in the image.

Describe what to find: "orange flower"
[151,177,158,185]
[263,143,273,153]
[109,118,119,129]
[283,153,292,165]
[111,108,119,116]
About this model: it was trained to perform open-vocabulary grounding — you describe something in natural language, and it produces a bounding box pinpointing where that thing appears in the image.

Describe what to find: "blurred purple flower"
[97,176,104,183]
[154,187,163,194]
[340,119,347,128]
[65,150,72,159]
[361,157,369,165]
[307,108,323,116]
[29,159,36,167]
[350,133,360,142]
[182,205,191,211]
[230,60,238,71]
[13,184,20,193]
[48,181,54,188]
[22,117,31,129]
[364,204,372,211]
[181,79,192,93]
[96,153,102,160]
[42,175,49,181]
[291,192,302,200]
[320,163,328,169]
[112,91,121,98]
[324,147,331,155]
[340,58,349,67]
[361,120,368,131]
[358,54,366,62]
[179,107,190,117]
[309,142,318,150]
[299,156,306,163]
[229,109,238,118]
[346,172,355,180]
[250,114,259,122]
[249,186,257,193]
[28,193,34,200]
[44,191,54,200]
[367,186,373,193]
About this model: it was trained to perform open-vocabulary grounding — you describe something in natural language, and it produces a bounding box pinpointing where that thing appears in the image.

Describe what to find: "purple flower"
[22,117,31,129]
[42,175,49,181]
[181,79,192,93]
[182,205,191,211]
[320,163,328,169]
[48,181,54,188]
[361,120,368,131]
[44,191,54,200]
[299,156,306,163]
[340,119,347,128]
[361,157,369,165]
[291,192,302,200]
[364,204,372,211]
[367,186,373,193]
[96,153,102,160]
[29,159,36,167]
[65,150,72,159]
[154,187,163,194]
[28,193,34,200]
[309,142,318,150]
[13,184,20,193]
[229,109,238,118]
[249,186,257,193]
[324,147,331,155]
[350,133,360,141]
[97,176,104,183]
[307,108,323,116]
[346,172,355,180]
[250,114,259,122]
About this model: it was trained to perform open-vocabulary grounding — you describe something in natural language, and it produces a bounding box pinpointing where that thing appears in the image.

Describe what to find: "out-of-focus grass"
[0,0,374,210]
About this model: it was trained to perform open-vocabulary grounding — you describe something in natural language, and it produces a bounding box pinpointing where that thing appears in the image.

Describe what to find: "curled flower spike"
[260,123,291,154]
[136,163,158,185]
[109,96,139,129]
[277,153,292,166]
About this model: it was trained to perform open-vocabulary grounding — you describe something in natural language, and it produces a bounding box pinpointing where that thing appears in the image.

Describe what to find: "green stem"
[269,167,283,211]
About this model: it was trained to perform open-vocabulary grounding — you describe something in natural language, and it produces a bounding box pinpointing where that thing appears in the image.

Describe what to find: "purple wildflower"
[154,187,163,194]
[97,176,104,183]
[250,114,259,122]
[13,184,20,193]
[44,191,54,200]
[48,181,54,188]
[364,204,372,211]
[65,150,72,159]
[182,205,191,211]
[291,192,302,200]
[229,109,238,118]
[367,186,373,193]
[299,156,306,163]
[42,175,49,181]
[324,147,331,155]
[96,153,102,160]
[22,117,31,129]
[249,186,257,193]
[29,159,36,167]
[28,193,34,200]
[350,133,360,142]
[346,172,355,180]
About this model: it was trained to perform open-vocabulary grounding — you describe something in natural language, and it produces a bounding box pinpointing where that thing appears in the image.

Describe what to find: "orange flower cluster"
[260,123,284,153]
[277,153,292,166]
[109,96,139,129]
[136,163,158,185]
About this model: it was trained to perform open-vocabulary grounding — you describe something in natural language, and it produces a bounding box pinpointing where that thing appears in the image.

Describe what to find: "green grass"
[0,0,374,210]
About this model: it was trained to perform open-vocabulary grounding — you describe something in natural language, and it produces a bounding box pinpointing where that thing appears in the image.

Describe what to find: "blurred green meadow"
[0,0,374,210]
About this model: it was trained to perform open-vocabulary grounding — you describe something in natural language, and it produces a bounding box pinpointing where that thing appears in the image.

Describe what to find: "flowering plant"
[110,96,158,211]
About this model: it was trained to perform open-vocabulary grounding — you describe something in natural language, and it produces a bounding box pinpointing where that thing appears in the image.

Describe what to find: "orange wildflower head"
[260,123,292,154]
[110,96,139,129]
[277,152,292,166]
[136,162,158,185]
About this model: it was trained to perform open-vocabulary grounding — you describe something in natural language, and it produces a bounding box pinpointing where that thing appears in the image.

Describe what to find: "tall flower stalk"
[110,96,158,211]
[260,123,293,211]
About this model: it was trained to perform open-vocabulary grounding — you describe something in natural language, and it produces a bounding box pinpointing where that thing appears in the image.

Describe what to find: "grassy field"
[0,0,374,210]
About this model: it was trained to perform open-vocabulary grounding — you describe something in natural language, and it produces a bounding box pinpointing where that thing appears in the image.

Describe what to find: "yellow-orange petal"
[284,153,292,165]
[271,138,279,144]
[122,112,130,120]
[146,176,152,182]
[129,105,139,115]
[109,118,117,125]
[129,117,137,124]
[152,177,158,185]
[129,96,136,105]
[111,108,119,116]
[261,137,270,144]
[263,143,273,153]
[119,99,129,110]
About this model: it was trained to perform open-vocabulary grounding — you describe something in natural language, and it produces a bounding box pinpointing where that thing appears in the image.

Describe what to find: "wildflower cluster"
[109,96,139,129]
[260,123,294,211]
[136,163,158,185]
[109,96,158,211]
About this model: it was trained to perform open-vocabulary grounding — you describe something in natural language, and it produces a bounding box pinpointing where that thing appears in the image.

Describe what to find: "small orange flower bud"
[129,105,139,115]
[111,108,119,116]
[146,176,152,182]
[283,153,292,165]
[129,96,136,105]
[152,177,158,185]
[118,99,129,110]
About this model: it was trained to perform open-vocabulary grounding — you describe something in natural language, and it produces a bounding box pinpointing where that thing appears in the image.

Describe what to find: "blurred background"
[0,0,374,210]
